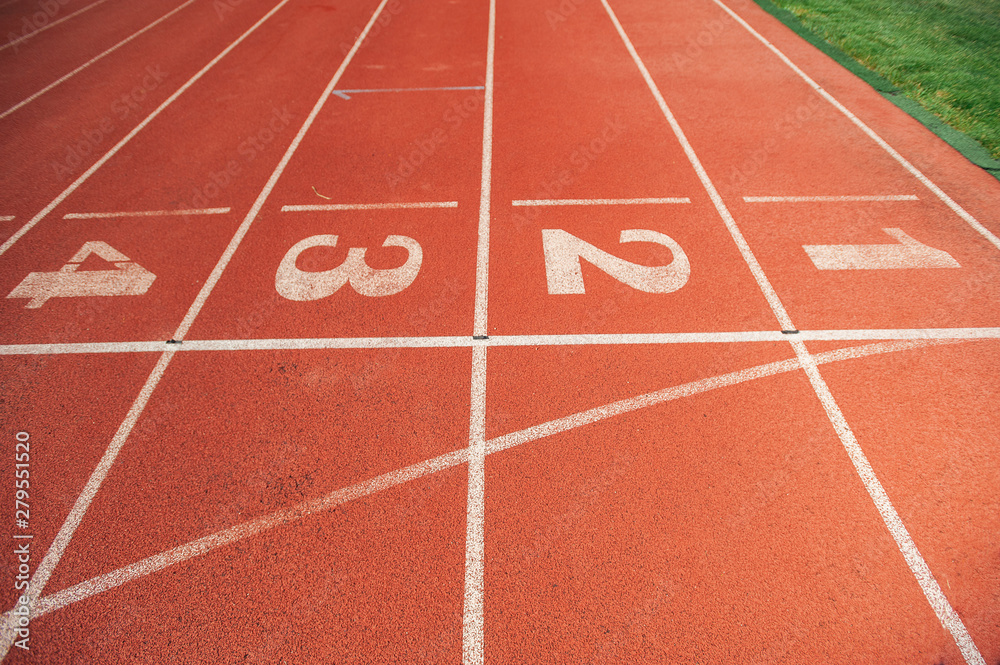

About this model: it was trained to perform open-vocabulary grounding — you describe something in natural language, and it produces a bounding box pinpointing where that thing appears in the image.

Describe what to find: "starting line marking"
[743,195,919,203]
[12,338,959,624]
[63,208,231,219]
[2,329,998,356]
[331,85,484,100]
[513,197,691,206]
[281,202,458,212]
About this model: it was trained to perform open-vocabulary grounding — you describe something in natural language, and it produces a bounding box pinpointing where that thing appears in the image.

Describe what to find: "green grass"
[767,0,1000,160]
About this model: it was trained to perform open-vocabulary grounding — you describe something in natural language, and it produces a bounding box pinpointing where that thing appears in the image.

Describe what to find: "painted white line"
[789,341,986,665]
[0,0,287,257]
[0,0,199,120]
[13,338,961,623]
[0,0,112,54]
[743,195,919,203]
[27,448,470,620]
[171,0,393,341]
[2,328,999,356]
[472,0,496,339]
[281,202,457,212]
[63,208,231,219]
[0,341,168,355]
[463,345,487,665]
[0,216,14,222]
[331,85,484,99]
[0,350,176,658]
[713,0,1000,257]
[600,0,795,332]
[512,197,691,206]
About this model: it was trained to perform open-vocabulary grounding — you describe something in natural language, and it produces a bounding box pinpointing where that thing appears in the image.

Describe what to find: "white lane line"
[0,0,285,257]
[713,0,1000,256]
[331,85,484,99]
[281,202,457,212]
[171,0,394,341]
[0,216,14,221]
[13,338,960,622]
[743,195,919,203]
[27,449,470,620]
[0,0,199,120]
[63,208,231,219]
[463,345,487,665]
[0,349,177,658]
[472,0,496,339]
[600,0,795,332]
[3,328,999,356]
[512,197,691,206]
[790,340,986,665]
[0,0,112,54]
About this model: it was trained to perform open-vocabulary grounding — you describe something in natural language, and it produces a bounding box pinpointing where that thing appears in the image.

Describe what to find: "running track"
[1,0,998,662]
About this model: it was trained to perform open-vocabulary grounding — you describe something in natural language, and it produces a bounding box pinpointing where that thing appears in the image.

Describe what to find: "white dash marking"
[63,208,231,219]
[743,195,919,203]
[0,216,14,222]
[281,202,457,212]
[512,197,691,206]
[790,340,985,665]
[0,0,199,120]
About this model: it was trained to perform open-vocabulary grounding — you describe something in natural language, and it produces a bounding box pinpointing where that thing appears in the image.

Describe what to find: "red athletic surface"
[1,0,998,662]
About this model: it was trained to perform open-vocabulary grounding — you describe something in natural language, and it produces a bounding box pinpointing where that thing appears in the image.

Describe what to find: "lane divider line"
[600,0,795,332]
[63,208,231,219]
[465,0,496,659]
[712,0,1000,255]
[281,201,457,211]
[331,85,484,99]
[463,345,487,665]
[171,0,394,341]
[0,0,286,257]
[3,328,1000,356]
[12,338,962,623]
[0,0,200,120]
[790,340,986,665]
[472,0,496,340]
[743,195,919,203]
[512,197,691,206]
[0,349,177,658]
[0,0,112,54]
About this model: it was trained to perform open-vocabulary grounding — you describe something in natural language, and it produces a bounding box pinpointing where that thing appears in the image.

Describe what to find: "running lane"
[14,0,489,661]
